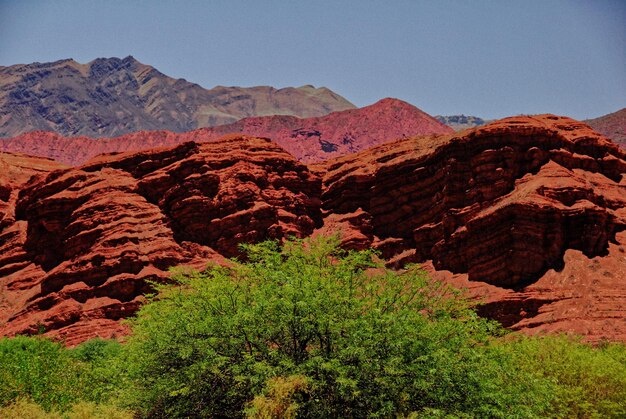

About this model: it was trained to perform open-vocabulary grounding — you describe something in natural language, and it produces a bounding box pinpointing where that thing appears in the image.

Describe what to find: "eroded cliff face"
[318,115,626,341]
[0,136,320,345]
[0,116,625,344]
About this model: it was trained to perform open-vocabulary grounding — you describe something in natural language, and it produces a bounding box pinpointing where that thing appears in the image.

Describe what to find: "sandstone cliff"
[318,115,626,341]
[0,116,624,344]
[0,137,320,345]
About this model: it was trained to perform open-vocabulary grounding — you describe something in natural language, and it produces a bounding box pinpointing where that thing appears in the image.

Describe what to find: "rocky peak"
[0,57,356,138]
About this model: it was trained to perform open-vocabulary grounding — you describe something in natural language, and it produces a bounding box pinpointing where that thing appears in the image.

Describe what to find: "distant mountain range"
[435,115,489,131]
[585,108,626,149]
[1,56,622,153]
[0,98,453,165]
[0,56,355,138]
[437,111,625,150]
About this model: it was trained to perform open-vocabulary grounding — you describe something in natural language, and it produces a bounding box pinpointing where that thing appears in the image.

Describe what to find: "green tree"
[121,236,551,418]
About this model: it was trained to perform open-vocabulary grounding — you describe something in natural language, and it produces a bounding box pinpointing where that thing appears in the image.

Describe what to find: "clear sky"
[1,0,624,120]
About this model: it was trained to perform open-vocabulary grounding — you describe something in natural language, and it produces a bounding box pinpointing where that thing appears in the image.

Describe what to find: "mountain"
[0,98,454,165]
[0,56,355,138]
[435,114,489,131]
[202,98,454,162]
[1,115,625,344]
[585,108,626,149]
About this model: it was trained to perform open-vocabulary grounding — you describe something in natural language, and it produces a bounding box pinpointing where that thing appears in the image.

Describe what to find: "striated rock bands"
[0,115,625,344]
[0,137,320,345]
[318,114,626,341]
[321,116,625,281]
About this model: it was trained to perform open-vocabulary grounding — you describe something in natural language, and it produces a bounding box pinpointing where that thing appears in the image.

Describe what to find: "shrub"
[0,398,60,419]
[246,375,309,419]
[0,399,133,419]
[63,401,133,419]
[0,336,82,411]
[500,335,626,418]
[0,335,127,414]
[68,339,125,404]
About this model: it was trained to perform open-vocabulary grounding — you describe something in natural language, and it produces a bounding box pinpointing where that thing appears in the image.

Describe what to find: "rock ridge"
[0,115,625,344]
[0,136,320,344]
[0,98,453,165]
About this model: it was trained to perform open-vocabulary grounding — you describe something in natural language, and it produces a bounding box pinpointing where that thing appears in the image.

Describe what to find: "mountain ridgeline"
[0,56,355,138]
[0,98,454,165]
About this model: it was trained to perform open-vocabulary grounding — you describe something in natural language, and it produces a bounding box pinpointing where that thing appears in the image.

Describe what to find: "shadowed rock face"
[0,98,453,165]
[0,57,355,138]
[0,115,625,344]
[0,153,68,231]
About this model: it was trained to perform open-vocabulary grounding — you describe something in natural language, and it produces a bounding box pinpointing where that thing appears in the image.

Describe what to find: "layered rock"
[0,136,320,345]
[1,116,625,345]
[0,153,67,232]
[318,114,626,341]
[0,98,453,165]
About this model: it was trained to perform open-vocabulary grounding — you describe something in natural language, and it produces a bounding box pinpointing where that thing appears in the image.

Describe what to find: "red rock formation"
[0,136,320,345]
[0,98,453,165]
[0,153,67,233]
[1,116,625,345]
[318,114,626,342]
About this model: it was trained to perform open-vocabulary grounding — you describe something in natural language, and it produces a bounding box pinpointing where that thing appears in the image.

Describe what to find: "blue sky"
[1,0,624,119]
